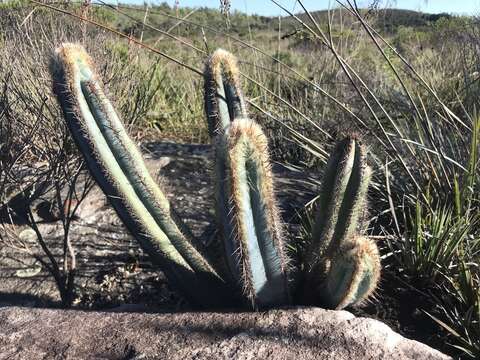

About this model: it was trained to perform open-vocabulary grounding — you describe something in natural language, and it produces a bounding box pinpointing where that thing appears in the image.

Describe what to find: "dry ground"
[0,141,314,311]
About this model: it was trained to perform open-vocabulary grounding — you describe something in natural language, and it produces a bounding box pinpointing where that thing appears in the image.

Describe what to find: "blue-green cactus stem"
[52,43,230,307]
[304,136,380,309]
[204,49,248,136]
[214,118,290,308]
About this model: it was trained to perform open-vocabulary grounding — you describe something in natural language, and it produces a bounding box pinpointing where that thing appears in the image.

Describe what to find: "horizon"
[118,0,480,16]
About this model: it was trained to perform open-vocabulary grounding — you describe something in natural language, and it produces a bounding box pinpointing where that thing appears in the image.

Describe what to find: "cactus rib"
[309,138,357,262]
[323,236,380,309]
[305,136,380,309]
[215,118,289,307]
[52,43,227,307]
[205,49,289,308]
[204,49,248,136]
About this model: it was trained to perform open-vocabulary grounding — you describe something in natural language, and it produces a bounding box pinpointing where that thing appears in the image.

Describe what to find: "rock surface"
[0,306,450,360]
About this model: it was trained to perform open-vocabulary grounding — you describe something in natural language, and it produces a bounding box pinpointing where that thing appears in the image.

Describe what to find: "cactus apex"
[54,42,89,61]
[204,49,247,136]
[207,48,242,82]
[323,236,381,309]
[53,43,95,83]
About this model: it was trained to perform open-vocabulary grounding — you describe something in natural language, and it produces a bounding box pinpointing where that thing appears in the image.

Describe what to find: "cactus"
[204,49,248,136]
[303,137,381,309]
[205,49,290,308]
[51,43,232,308]
[51,44,379,310]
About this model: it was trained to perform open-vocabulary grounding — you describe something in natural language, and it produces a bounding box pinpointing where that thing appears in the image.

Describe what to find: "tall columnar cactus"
[51,43,232,308]
[204,49,248,136]
[52,44,380,311]
[303,138,381,309]
[204,50,290,308]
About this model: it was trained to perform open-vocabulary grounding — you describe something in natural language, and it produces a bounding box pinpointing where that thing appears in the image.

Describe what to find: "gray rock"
[0,306,450,360]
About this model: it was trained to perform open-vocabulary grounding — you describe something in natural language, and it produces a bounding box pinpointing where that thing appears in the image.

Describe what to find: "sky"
[122,1,480,16]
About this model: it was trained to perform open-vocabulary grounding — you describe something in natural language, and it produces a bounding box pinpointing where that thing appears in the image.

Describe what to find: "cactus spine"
[304,137,380,309]
[52,44,380,311]
[322,236,380,309]
[52,43,229,307]
[204,49,248,136]
[205,49,290,308]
